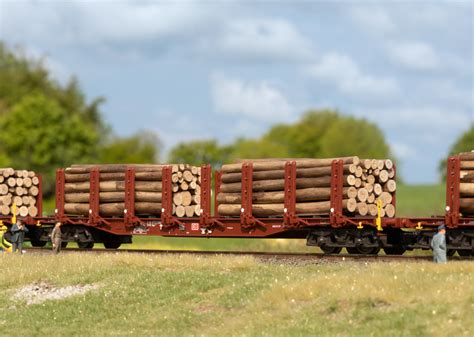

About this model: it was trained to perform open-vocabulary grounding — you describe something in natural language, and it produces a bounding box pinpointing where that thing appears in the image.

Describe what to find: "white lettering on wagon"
[191,223,200,231]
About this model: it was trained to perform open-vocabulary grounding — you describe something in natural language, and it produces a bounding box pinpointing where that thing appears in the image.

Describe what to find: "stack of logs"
[63,164,201,218]
[172,164,201,217]
[216,156,397,218]
[459,151,474,216]
[0,168,40,217]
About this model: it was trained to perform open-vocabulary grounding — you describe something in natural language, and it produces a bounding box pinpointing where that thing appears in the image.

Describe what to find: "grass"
[0,253,472,336]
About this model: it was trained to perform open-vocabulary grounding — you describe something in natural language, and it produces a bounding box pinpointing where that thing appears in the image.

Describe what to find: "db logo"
[191,223,200,231]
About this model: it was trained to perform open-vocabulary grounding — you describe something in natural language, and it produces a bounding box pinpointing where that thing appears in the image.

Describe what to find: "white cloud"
[307,53,399,98]
[350,7,395,34]
[210,73,293,121]
[387,41,440,70]
[391,142,416,159]
[210,18,314,62]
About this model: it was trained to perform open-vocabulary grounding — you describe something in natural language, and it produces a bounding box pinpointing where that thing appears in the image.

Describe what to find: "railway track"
[25,247,473,262]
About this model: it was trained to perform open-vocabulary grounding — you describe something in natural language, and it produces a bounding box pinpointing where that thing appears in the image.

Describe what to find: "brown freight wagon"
[0,156,473,256]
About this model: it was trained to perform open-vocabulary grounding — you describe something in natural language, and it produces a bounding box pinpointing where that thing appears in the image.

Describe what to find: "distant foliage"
[0,93,99,194]
[169,109,392,166]
[439,124,474,179]
[99,131,161,164]
[0,42,163,196]
[168,140,231,168]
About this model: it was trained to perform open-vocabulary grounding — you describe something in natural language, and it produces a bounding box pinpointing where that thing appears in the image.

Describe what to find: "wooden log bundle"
[217,157,397,218]
[0,168,39,217]
[63,164,201,218]
[458,151,474,216]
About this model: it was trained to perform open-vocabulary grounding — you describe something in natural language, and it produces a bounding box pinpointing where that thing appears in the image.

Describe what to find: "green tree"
[99,131,161,164]
[319,117,390,158]
[228,138,289,160]
[439,124,474,179]
[0,93,99,194]
[168,140,231,168]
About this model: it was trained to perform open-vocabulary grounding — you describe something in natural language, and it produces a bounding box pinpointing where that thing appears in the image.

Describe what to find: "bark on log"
[221,157,360,173]
[64,181,162,193]
[64,191,162,203]
[219,176,333,193]
[459,152,474,160]
[460,161,474,170]
[64,171,163,183]
[217,187,334,204]
[220,165,351,184]
[460,198,474,214]
[460,183,474,196]
[66,164,168,174]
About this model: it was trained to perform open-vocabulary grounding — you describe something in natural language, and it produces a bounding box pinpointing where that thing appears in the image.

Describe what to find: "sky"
[0,0,472,183]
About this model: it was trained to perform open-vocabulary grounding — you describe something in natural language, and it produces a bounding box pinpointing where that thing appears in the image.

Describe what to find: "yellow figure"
[0,221,12,253]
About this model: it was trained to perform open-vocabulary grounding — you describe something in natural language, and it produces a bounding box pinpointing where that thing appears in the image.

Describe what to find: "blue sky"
[0,0,472,183]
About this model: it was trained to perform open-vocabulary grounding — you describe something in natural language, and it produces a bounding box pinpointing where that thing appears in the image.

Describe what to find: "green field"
[1,253,472,337]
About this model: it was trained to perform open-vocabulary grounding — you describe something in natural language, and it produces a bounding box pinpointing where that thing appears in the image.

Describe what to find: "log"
[220,165,351,184]
[346,175,356,186]
[181,191,192,206]
[367,193,375,204]
[64,191,162,203]
[357,188,369,202]
[173,193,183,206]
[384,204,395,218]
[29,186,39,196]
[64,181,162,193]
[363,159,372,169]
[32,177,39,185]
[387,169,395,179]
[460,171,474,180]
[183,170,194,182]
[0,184,7,195]
[65,171,163,183]
[459,152,474,160]
[460,198,474,214]
[345,198,357,212]
[221,157,360,173]
[364,183,374,193]
[384,180,397,193]
[185,205,195,217]
[219,176,333,193]
[460,161,474,170]
[374,184,382,196]
[66,164,168,174]
[379,170,389,183]
[385,159,393,170]
[175,205,186,217]
[460,183,474,196]
[23,177,32,187]
[367,175,375,185]
[217,187,334,204]
[64,202,162,216]
[380,192,393,207]
[357,202,368,216]
[0,205,9,215]
[7,177,16,187]
[28,205,38,217]
[19,206,28,217]
[218,201,333,217]
[368,204,378,216]
[354,178,362,188]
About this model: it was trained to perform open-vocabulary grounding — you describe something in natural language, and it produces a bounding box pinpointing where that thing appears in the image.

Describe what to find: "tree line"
[0,43,472,196]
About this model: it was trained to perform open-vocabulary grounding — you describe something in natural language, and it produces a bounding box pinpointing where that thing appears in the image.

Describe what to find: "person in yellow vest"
[51,222,63,254]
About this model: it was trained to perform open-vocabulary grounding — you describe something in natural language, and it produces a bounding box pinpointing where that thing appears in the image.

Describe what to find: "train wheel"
[61,242,68,249]
[383,247,406,255]
[457,249,472,257]
[447,249,456,257]
[104,242,121,249]
[320,246,342,254]
[30,240,47,247]
[78,241,94,249]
